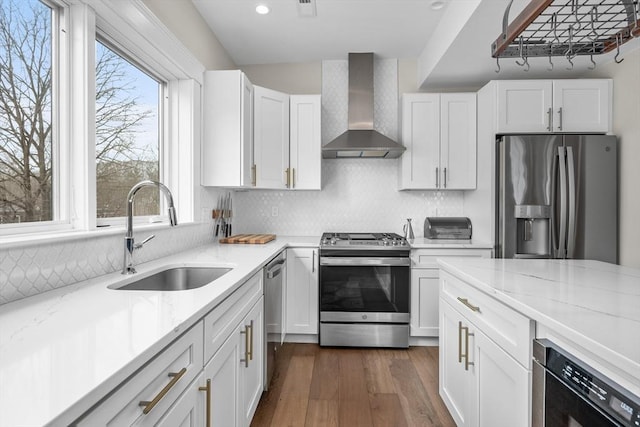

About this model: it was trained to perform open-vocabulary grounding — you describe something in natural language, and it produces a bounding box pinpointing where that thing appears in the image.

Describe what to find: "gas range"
[320,232,408,250]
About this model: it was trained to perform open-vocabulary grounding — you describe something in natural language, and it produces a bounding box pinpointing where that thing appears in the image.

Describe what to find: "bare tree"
[0,0,52,223]
[0,0,156,223]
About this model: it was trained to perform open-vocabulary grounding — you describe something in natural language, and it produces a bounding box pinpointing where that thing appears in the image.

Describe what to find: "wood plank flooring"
[251,344,456,427]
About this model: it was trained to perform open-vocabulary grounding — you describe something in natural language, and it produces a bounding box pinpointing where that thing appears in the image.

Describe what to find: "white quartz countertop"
[409,238,493,249]
[437,258,640,393]
[0,236,319,427]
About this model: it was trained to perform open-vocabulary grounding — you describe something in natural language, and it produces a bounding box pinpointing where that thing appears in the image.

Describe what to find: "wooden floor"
[251,343,456,427]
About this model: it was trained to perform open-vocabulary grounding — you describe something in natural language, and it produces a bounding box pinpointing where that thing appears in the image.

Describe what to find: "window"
[0,0,55,225]
[95,40,162,220]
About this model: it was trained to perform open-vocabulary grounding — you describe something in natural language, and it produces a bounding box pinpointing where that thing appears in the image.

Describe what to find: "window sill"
[0,221,204,250]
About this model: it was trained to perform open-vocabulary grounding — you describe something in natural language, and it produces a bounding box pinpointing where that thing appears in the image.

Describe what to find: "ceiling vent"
[297,0,317,17]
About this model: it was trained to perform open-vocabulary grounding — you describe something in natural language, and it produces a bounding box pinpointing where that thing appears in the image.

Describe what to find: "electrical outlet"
[271,206,278,217]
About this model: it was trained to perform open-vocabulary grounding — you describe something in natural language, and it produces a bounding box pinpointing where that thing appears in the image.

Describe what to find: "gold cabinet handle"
[462,325,475,371]
[139,367,187,414]
[198,379,211,427]
[458,321,463,364]
[240,324,250,367]
[457,297,480,312]
[248,320,254,361]
[251,164,257,186]
[285,168,290,188]
[292,167,295,188]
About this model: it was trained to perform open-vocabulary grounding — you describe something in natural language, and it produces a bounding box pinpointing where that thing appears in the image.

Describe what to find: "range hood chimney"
[322,53,405,159]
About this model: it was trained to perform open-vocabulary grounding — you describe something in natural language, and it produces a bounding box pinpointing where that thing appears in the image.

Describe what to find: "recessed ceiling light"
[255,4,270,15]
[430,1,445,10]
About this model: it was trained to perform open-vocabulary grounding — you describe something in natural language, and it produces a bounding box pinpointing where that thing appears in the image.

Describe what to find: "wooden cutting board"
[219,234,276,244]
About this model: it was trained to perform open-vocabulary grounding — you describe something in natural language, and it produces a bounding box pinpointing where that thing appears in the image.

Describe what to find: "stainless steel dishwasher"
[263,251,285,390]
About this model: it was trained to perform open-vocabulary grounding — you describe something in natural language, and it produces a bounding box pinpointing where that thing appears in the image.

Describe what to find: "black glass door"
[320,264,409,313]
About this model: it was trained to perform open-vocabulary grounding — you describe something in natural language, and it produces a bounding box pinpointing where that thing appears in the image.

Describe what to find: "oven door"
[319,256,410,323]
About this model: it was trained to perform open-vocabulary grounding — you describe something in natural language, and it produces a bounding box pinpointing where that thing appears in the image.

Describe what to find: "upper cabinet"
[496,79,611,133]
[289,95,321,190]
[254,86,290,189]
[202,70,254,188]
[203,72,321,190]
[399,93,477,190]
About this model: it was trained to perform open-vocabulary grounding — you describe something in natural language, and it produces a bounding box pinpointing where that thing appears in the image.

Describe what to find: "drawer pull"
[457,321,463,363]
[139,367,187,414]
[248,320,254,361]
[240,323,250,367]
[457,297,480,312]
[199,379,212,427]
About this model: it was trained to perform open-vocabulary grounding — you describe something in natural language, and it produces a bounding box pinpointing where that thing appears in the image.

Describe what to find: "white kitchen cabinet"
[254,85,290,189]
[285,247,318,335]
[202,70,254,187]
[155,373,206,427]
[240,297,264,426]
[205,329,242,427]
[496,79,611,133]
[77,322,204,426]
[289,95,321,190]
[439,270,533,427]
[399,93,476,190]
[410,248,492,337]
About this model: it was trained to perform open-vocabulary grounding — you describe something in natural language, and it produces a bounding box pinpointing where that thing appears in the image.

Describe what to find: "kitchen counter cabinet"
[439,269,533,427]
[0,236,319,426]
[410,247,492,338]
[285,247,319,337]
[437,258,640,397]
[289,95,321,190]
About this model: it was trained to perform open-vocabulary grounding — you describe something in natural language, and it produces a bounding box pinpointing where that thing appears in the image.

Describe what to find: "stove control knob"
[330,238,337,245]
[392,240,398,246]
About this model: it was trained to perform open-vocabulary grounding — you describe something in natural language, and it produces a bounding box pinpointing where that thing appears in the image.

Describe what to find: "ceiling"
[191,0,640,89]
[191,0,449,64]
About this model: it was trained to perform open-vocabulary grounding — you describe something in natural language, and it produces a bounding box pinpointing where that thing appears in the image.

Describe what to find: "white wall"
[589,45,640,268]
[141,0,236,70]
[241,62,322,94]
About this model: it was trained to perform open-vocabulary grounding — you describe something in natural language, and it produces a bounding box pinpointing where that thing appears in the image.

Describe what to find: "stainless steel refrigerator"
[496,134,617,263]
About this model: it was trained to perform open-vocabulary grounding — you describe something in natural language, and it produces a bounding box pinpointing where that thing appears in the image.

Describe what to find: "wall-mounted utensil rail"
[492,0,639,64]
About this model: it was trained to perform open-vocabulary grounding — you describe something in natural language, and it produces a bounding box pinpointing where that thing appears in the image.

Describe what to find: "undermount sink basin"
[113,267,232,291]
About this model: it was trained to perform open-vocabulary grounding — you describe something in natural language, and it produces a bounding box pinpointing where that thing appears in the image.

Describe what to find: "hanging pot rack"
[491,0,640,66]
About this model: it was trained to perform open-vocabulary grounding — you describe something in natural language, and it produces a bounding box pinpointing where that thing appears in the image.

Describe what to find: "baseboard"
[409,336,439,346]
[284,334,318,344]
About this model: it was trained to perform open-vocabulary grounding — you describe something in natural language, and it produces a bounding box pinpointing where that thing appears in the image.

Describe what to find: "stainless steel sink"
[113,267,232,291]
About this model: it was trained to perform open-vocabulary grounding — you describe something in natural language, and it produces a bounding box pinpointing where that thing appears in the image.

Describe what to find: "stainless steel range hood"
[322,53,405,159]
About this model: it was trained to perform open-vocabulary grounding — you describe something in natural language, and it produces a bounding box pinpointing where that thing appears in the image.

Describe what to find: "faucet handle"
[135,234,156,250]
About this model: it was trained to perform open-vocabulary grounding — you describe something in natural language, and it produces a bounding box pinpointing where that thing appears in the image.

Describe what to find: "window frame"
[94,35,167,228]
[0,0,203,239]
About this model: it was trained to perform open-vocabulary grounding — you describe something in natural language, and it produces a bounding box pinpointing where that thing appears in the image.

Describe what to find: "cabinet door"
[254,86,290,189]
[553,79,611,133]
[156,374,205,427]
[290,95,321,190]
[285,248,318,334]
[202,70,253,187]
[399,93,440,189]
[205,331,241,427]
[474,329,530,427]
[440,299,474,427]
[496,80,553,133]
[410,268,439,337]
[240,297,264,427]
[440,93,477,190]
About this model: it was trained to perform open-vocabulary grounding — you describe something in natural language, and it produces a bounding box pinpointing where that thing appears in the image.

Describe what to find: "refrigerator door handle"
[566,146,577,258]
[550,150,559,257]
[558,147,568,258]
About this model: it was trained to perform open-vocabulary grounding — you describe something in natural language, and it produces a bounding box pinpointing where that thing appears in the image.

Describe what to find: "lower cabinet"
[285,247,318,335]
[75,270,265,427]
[439,270,532,427]
[411,248,492,337]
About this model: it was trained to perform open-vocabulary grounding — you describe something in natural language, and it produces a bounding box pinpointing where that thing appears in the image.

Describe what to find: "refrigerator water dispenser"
[514,205,550,257]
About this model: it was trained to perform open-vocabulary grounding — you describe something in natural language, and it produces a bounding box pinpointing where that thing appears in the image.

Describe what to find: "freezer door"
[563,135,617,263]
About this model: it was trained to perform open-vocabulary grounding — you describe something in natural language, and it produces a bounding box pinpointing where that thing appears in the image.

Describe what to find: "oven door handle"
[320,257,411,267]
